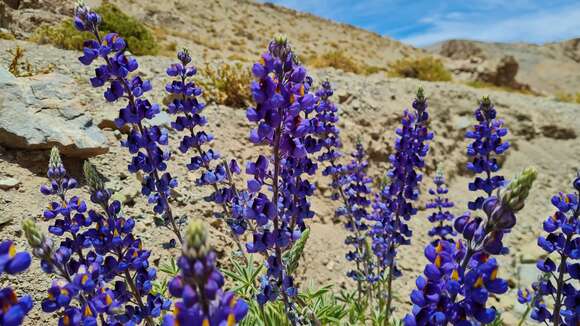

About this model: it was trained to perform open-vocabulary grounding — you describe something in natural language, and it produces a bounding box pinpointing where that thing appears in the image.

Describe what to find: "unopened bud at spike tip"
[501,166,537,212]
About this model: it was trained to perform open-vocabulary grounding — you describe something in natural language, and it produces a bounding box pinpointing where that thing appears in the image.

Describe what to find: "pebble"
[0,177,20,190]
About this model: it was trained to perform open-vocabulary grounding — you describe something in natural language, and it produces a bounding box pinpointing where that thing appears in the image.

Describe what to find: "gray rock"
[0,177,20,190]
[0,67,108,158]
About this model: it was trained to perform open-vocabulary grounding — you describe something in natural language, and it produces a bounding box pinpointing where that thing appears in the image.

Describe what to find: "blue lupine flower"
[405,167,537,326]
[165,49,247,241]
[369,88,433,315]
[242,36,325,318]
[23,149,169,326]
[163,220,248,325]
[425,167,455,239]
[74,2,181,243]
[0,241,32,326]
[465,97,510,211]
[530,174,579,326]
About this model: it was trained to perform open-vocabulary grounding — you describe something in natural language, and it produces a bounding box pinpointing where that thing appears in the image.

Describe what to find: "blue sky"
[261,0,580,47]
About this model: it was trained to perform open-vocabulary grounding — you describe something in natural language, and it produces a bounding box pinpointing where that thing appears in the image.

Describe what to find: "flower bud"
[22,218,44,249]
[83,161,105,192]
[184,219,209,258]
[48,147,62,171]
[500,167,538,212]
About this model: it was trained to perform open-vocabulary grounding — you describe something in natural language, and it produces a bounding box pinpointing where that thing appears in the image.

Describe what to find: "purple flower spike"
[530,174,579,326]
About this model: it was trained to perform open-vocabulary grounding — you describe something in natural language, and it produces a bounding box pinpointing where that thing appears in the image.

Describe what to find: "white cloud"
[401,3,580,46]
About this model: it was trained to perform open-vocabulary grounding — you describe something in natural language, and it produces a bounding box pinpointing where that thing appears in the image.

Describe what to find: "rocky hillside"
[1,0,424,65]
[429,38,580,94]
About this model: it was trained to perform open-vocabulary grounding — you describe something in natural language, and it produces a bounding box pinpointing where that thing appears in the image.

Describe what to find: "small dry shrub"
[197,63,253,108]
[388,57,452,82]
[0,31,15,40]
[554,92,580,104]
[30,3,158,55]
[7,46,54,77]
[467,80,535,95]
[307,50,362,74]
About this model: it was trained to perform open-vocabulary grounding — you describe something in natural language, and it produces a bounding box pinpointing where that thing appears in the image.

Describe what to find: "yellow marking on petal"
[9,243,16,257]
[564,196,570,204]
[77,198,81,206]
[113,229,119,237]
[290,94,295,104]
[84,305,93,316]
[81,274,89,285]
[202,319,210,326]
[299,84,305,97]
[47,203,53,210]
[434,255,441,268]
[63,315,70,326]
[259,57,265,65]
[551,212,558,221]
[229,297,237,308]
[490,267,498,280]
[105,294,113,305]
[133,251,138,258]
[138,241,142,251]
[435,241,443,253]
[47,292,55,300]
[474,276,484,288]
[227,313,236,326]
[451,269,459,281]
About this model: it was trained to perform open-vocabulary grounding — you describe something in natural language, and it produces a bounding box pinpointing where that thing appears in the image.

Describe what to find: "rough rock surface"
[0,66,108,157]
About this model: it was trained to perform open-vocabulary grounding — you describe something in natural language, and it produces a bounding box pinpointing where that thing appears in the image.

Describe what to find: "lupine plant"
[528,174,579,326]
[425,167,455,240]
[0,241,32,326]
[403,97,534,326]
[370,88,433,318]
[9,2,575,326]
[24,148,170,325]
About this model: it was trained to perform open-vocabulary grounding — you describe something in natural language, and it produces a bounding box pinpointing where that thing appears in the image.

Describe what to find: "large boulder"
[0,67,108,158]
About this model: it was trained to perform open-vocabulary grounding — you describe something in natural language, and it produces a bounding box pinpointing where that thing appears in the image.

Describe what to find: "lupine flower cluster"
[528,175,579,326]
[8,3,575,326]
[163,219,248,325]
[242,36,324,318]
[465,97,510,211]
[0,241,32,326]
[425,167,455,240]
[404,97,533,326]
[165,49,247,239]
[337,143,375,285]
[404,166,537,326]
[369,88,433,313]
[74,2,181,243]
[23,147,170,326]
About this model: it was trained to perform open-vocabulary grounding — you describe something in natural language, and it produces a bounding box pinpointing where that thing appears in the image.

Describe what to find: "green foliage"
[283,228,310,275]
[151,257,180,297]
[388,57,452,82]
[307,50,386,75]
[554,91,580,104]
[223,253,347,325]
[198,63,253,108]
[30,3,158,55]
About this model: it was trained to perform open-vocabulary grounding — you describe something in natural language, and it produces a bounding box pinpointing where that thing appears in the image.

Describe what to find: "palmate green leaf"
[283,228,310,275]
[222,255,263,299]
[159,257,180,277]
